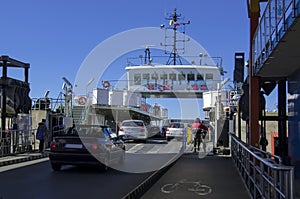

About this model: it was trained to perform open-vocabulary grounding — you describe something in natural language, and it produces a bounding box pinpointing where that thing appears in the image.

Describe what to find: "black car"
[49,125,125,171]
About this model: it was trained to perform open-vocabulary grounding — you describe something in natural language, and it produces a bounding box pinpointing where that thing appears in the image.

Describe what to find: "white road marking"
[126,144,144,153]
[0,158,49,172]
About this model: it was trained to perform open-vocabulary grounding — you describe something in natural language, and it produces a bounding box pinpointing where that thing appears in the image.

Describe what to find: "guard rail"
[230,133,294,199]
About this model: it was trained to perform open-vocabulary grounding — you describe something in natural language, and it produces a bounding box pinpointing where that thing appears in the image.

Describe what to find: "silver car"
[165,122,188,141]
[118,120,148,141]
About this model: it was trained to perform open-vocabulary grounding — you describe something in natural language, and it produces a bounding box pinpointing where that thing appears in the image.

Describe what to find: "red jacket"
[191,122,208,131]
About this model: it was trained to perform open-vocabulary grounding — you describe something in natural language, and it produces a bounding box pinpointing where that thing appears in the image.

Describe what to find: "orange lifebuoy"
[102,80,110,89]
[78,96,87,105]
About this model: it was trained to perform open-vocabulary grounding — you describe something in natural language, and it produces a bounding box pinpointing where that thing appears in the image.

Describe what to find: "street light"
[221,77,230,88]
[86,78,94,97]
[62,77,72,88]
[62,77,73,117]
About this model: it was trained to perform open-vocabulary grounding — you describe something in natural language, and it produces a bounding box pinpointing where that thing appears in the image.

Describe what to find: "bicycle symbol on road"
[161,179,212,196]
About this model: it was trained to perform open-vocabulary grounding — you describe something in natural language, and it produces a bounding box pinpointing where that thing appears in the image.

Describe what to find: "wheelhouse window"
[151,72,158,80]
[178,73,185,81]
[134,74,141,85]
[143,73,150,80]
[160,73,167,80]
[197,73,204,80]
[143,73,150,84]
[187,73,195,81]
[169,73,176,81]
[205,73,213,80]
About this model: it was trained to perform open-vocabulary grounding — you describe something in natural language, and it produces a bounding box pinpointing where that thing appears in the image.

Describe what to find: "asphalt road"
[0,139,183,199]
[0,160,153,199]
[142,154,251,199]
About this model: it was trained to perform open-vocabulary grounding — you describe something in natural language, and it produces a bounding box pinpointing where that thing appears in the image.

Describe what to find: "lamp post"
[62,77,73,117]
[86,78,94,98]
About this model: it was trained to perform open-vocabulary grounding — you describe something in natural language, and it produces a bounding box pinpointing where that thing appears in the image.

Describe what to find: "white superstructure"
[126,64,222,95]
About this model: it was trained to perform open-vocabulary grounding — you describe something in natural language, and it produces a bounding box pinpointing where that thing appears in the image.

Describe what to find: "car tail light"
[92,145,98,150]
[119,127,124,132]
[141,124,145,132]
[50,143,57,150]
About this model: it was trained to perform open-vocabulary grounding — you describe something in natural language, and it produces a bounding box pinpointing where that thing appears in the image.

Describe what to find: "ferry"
[124,8,224,99]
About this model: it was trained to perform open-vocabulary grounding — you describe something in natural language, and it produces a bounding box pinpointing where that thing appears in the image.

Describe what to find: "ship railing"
[230,133,294,199]
[31,97,65,112]
[252,0,300,74]
[126,55,222,68]
[0,129,38,157]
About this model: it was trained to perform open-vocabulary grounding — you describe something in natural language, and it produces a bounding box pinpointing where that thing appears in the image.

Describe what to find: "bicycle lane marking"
[160,178,212,196]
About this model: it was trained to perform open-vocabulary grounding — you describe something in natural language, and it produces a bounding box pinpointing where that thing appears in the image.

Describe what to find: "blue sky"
[0,0,277,118]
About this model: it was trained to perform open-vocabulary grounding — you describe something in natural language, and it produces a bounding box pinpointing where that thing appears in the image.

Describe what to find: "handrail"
[0,129,38,157]
[31,97,65,112]
[230,133,294,198]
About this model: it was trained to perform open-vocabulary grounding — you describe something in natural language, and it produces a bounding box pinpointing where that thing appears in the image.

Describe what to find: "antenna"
[141,45,155,65]
[160,8,190,65]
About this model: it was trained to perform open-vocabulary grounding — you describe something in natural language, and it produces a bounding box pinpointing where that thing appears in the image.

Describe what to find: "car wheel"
[51,162,62,171]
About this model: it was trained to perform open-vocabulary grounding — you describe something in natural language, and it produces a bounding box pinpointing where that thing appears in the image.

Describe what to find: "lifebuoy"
[78,96,87,105]
[102,80,110,89]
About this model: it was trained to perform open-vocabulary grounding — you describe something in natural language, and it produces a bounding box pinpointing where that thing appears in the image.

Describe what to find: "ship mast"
[161,8,190,65]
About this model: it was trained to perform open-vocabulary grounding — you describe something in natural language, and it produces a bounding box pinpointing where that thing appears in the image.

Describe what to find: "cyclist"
[191,118,208,153]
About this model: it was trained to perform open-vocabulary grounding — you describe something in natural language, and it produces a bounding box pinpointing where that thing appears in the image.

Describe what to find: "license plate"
[64,144,83,149]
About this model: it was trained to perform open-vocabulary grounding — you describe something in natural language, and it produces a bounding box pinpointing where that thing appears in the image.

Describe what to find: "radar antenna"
[160,8,190,65]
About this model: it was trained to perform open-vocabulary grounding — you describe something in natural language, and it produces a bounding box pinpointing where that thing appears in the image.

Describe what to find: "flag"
[174,22,180,26]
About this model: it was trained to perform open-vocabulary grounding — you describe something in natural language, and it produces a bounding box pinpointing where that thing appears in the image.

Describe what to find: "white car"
[118,120,149,141]
[165,122,188,141]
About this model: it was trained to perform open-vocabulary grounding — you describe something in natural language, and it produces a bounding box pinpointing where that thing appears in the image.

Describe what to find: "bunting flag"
[169,20,180,26]
[174,22,180,26]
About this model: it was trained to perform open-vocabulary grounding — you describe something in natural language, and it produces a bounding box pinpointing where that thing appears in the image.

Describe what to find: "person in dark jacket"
[36,119,48,153]
[191,118,208,152]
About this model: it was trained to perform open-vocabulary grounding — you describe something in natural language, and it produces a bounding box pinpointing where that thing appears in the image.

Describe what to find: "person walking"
[191,118,208,153]
[36,119,48,153]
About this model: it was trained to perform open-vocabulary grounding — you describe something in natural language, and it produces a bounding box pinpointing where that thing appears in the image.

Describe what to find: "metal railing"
[252,0,300,74]
[230,133,294,199]
[31,96,65,112]
[0,129,37,157]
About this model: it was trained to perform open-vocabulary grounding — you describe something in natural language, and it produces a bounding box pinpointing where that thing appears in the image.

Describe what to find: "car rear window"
[170,123,184,128]
[55,125,108,138]
[122,121,144,127]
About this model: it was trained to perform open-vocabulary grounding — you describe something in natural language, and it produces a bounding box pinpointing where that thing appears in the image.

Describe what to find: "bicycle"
[193,129,207,153]
[161,179,212,196]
